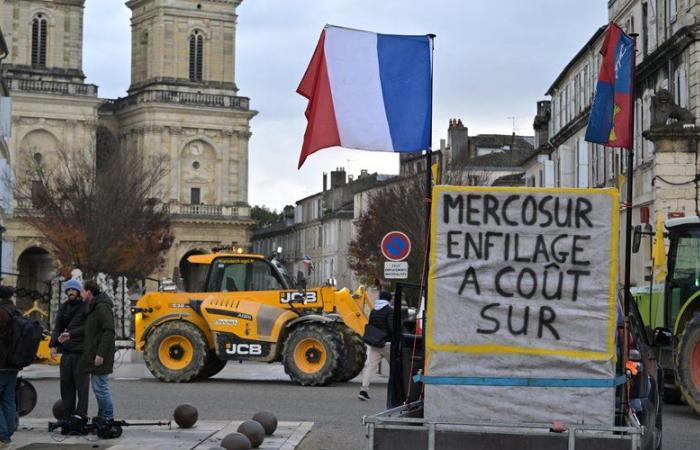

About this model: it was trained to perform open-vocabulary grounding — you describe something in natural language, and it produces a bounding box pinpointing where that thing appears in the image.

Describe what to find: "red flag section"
[296,30,341,169]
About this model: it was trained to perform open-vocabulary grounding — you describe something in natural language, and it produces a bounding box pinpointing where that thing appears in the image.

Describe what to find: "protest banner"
[424,186,619,425]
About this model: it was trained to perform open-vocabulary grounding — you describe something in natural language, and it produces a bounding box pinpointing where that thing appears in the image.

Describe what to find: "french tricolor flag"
[297,25,432,168]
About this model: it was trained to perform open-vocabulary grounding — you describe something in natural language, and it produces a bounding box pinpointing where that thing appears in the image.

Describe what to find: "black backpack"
[1,305,43,369]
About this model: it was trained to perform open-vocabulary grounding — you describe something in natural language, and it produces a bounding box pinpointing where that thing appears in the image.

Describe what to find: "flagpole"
[619,32,639,422]
[624,34,638,318]
[423,33,436,326]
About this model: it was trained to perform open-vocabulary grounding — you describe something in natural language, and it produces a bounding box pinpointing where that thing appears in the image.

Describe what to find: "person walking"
[0,286,18,447]
[358,290,394,401]
[50,278,89,419]
[81,280,115,421]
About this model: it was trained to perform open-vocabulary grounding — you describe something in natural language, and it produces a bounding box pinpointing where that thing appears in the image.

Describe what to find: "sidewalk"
[22,350,391,384]
[9,418,313,449]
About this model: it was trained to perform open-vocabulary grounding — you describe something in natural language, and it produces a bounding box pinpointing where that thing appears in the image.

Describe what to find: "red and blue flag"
[585,23,635,149]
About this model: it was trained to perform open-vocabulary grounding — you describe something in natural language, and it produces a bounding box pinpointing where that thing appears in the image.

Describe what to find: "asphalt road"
[24,377,383,450]
[22,377,700,450]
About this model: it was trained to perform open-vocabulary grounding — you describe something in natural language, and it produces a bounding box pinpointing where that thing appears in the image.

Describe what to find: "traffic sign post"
[381,231,412,262]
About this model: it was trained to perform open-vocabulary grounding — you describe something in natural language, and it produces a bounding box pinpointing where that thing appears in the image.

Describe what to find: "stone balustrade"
[8,78,98,97]
[116,90,250,110]
[164,202,250,219]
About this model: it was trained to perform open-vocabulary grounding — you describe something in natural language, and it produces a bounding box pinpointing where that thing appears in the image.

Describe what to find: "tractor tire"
[283,323,342,386]
[197,350,227,379]
[675,314,700,415]
[144,321,208,383]
[333,324,367,383]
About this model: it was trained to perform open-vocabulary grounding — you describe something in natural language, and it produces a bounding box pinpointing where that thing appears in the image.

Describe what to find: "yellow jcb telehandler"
[132,253,372,386]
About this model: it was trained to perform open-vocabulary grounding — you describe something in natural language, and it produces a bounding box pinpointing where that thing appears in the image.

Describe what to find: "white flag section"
[425,186,619,425]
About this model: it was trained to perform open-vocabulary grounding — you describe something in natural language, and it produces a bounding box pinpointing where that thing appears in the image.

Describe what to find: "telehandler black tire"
[675,314,700,415]
[333,324,367,382]
[283,323,342,386]
[144,321,208,383]
[197,350,227,379]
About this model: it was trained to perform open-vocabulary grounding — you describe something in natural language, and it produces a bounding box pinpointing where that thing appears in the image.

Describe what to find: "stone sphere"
[237,420,265,448]
[52,399,65,420]
[252,411,278,435]
[220,432,252,450]
[173,404,199,428]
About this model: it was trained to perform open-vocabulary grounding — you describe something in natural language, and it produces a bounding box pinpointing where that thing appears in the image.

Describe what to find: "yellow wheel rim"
[158,335,194,370]
[293,337,327,374]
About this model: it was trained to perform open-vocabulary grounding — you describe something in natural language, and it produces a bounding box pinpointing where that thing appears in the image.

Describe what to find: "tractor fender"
[674,291,700,335]
[285,314,340,330]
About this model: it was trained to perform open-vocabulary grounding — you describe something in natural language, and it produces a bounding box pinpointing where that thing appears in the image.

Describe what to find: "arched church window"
[189,30,204,82]
[31,14,48,67]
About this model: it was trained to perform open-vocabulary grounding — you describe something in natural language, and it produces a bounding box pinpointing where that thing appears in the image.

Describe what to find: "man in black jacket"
[50,278,89,419]
[0,286,19,447]
[359,290,394,400]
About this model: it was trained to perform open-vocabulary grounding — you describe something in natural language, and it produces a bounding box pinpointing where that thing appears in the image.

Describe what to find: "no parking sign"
[381,231,411,279]
[381,231,411,261]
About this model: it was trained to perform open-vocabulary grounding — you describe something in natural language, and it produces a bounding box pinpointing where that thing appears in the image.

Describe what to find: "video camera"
[48,415,170,439]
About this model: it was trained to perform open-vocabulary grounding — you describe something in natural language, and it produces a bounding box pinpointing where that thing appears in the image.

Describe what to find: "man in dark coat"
[359,290,394,400]
[81,280,115,420]
[50,278,89,419]
[0,286,18,447]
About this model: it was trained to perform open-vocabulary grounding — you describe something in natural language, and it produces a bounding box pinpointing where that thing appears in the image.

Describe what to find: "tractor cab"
[665,216,700,332]
[185,253,292,293]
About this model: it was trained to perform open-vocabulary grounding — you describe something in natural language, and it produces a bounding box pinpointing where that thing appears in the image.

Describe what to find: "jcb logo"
[225,344,263,356]
[280,292,317,304]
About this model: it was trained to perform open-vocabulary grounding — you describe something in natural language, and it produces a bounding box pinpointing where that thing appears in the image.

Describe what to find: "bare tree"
[348,166,492,285]
[13,127,173,278]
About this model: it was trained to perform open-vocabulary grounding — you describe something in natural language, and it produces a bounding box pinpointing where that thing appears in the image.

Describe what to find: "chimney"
[330,167,347,189]
[447,118,469,161]
[322,172,328,192]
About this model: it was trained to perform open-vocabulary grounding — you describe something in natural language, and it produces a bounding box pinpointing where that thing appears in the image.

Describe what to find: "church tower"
[0,0,100,294]
[112,0,257,277]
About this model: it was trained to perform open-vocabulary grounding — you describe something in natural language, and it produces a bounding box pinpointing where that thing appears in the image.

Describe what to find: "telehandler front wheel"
[334,324,367,383]
[283,323,342,386]
[675,314,700,414]
[144,321,208,383]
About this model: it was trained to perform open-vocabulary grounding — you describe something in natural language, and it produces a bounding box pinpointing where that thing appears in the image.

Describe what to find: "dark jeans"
[60,353,89,418]
[0,370,18,443]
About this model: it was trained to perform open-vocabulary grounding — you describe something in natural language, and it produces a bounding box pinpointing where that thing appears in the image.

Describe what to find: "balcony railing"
[164,203,250,219]
[118,90,250,110]
[8,78,98,97]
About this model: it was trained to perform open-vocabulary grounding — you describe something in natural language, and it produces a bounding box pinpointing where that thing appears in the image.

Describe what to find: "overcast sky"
[83,0,608,211]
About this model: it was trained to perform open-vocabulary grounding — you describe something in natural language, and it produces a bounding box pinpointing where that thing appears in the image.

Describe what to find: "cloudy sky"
[83,0,607,211]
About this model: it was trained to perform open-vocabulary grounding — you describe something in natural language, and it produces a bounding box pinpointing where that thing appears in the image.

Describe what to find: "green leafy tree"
[251,205,281,226]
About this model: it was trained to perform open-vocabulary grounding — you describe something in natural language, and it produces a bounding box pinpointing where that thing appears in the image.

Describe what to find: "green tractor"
[635,216,700,413]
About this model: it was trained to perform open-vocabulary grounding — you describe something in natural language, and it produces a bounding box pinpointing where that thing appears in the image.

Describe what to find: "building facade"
[540,0,700,286]
[0,0,255,292]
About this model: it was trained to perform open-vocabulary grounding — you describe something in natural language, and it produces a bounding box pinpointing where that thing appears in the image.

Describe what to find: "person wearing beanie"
[0,286,18,447]
[358,290,395,401]
[50,277,89,419]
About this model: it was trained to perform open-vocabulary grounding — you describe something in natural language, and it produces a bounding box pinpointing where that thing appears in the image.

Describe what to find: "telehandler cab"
[132,252,371,386]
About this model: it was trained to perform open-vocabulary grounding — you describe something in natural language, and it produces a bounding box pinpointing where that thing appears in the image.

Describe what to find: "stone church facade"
[0,0,255,292]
